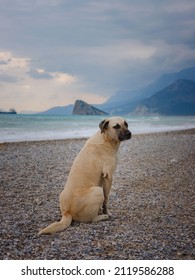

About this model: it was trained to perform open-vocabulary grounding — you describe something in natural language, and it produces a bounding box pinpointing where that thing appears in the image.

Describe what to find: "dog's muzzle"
[119,130,131,141]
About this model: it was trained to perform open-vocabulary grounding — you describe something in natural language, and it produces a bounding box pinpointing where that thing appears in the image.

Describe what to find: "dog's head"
[99,117,131,142]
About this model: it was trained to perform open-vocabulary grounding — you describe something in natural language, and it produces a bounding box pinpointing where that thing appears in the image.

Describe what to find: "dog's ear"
[99,119,109,133]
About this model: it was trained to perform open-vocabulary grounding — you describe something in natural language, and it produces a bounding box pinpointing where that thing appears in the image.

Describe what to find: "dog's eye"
[124,121,128,128]
[113,124,121,129]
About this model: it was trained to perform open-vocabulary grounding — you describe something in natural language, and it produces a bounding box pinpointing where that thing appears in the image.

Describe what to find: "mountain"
[72,100,108,115]
[102,66,195,113]
[39,104,74,115]
[134,79,195,115]
[37,66,195,116]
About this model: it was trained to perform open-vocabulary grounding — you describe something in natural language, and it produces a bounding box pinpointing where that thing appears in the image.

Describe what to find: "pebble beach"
[0,129,195,260]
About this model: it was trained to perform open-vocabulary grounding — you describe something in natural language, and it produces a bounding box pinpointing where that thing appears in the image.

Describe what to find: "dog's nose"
[126,130,131,139]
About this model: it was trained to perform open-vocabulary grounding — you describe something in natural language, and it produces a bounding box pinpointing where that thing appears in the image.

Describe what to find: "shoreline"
[0,128,195,259]
[1,127,195,146]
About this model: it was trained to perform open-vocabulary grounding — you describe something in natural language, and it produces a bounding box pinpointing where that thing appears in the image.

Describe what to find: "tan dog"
[38,117,131,235]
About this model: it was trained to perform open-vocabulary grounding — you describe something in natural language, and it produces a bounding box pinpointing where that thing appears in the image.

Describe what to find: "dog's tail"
[38,213,72,235]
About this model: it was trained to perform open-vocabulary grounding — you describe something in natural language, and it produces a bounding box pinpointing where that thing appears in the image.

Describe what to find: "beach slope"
[0,129,195,259]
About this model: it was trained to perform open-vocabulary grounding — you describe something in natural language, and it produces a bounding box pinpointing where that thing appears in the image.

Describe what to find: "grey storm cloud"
[28,68,53,80]
[0,73,19,83]
[0,0,195,98]
[0,59,12,65]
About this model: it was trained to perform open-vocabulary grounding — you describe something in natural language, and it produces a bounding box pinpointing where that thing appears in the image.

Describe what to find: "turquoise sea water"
[0,114,195,143]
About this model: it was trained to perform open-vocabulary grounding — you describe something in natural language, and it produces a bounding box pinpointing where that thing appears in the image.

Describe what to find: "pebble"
[0,130,195,259]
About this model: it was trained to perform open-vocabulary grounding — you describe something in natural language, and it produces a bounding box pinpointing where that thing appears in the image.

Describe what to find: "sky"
[0,0,195,112]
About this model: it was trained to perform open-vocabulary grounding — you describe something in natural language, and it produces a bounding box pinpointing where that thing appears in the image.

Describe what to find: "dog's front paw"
[107,210,112,217]
[103,208,111,217]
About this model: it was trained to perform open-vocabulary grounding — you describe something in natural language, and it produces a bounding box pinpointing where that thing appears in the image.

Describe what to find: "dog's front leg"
[102,172,112,215]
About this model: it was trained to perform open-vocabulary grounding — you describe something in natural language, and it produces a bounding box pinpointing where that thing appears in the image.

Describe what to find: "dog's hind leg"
[73,186,109,223]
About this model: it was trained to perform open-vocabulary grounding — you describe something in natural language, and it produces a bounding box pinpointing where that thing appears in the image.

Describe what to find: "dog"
[38,116,131,235]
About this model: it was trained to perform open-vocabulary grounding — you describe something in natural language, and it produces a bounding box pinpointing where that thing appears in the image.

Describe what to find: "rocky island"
[72,100,108,115]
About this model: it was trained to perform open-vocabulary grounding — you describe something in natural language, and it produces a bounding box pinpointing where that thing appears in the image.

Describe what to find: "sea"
[0,114,195,143]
